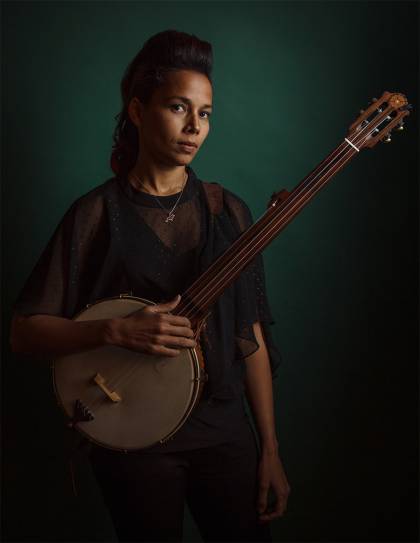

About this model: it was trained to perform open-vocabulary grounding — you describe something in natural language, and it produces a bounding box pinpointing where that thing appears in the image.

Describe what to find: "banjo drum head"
[53,297,201,451]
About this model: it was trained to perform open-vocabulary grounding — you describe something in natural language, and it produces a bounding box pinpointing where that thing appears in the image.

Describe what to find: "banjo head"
[53,296,202,452]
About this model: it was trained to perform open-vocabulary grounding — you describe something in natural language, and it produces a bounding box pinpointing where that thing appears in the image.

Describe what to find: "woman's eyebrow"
[167,95,213,109]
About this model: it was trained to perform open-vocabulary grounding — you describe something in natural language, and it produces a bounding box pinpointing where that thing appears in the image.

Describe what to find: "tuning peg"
[371,97,378,102]
[396,121,404,131]
[383,133,392,143]
[359,109,365,114]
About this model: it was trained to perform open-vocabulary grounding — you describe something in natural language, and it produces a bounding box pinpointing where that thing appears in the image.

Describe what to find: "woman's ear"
[127,97,144,128]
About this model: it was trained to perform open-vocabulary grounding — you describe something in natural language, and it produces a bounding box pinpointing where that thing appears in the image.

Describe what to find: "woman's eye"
[170,104,211,118]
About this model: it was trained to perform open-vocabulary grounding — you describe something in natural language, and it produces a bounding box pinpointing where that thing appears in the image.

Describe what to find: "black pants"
[88,422,272,542]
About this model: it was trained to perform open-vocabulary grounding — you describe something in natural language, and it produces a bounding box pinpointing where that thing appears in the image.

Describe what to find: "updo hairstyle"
[110,29,213,176]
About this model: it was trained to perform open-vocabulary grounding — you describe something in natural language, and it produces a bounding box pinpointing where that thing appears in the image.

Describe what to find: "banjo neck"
[174,91,411,325]
[53,92,411,452]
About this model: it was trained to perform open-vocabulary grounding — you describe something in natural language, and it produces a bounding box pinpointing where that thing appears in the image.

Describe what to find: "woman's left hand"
[257,450,290,523]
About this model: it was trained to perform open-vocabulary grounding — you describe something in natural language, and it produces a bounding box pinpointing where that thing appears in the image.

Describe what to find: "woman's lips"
[177,143,196,153]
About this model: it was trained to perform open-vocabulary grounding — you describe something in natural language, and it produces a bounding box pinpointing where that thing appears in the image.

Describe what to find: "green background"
[2,1,418,541]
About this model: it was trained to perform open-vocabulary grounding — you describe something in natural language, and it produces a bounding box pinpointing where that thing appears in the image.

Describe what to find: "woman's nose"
[186,113,200,133]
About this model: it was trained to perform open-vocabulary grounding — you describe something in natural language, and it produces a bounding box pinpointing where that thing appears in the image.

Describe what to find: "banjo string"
[182,103,400,318]
[88,129,365,412]
[83,109,388,413]
[180,120,382,322]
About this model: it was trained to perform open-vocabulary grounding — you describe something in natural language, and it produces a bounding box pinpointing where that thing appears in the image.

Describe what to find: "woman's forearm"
[10,313,112,360]
[10,295,195,361]
[244,321,279,454]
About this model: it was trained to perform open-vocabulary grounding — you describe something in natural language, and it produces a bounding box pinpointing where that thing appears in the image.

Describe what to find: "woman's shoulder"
[71,176,118,208]
[222,185,250,210]
[60,176,119,219]
[200,179,253,231]
[200,179,249,211]
[53,176,119,233]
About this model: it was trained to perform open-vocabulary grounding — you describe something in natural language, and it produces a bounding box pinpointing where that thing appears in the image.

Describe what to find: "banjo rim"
[52,294,205,452]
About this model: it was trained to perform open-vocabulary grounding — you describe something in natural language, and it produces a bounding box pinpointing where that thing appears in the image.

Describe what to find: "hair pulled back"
[110,29,213,176]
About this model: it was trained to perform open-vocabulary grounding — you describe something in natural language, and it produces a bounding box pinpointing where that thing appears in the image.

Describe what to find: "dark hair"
[110,29,213,176]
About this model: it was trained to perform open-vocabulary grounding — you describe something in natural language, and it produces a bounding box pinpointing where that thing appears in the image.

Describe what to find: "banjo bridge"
[93,373,122,402]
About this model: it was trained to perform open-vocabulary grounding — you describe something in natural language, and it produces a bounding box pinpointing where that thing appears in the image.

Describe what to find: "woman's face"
[129,69,213,168]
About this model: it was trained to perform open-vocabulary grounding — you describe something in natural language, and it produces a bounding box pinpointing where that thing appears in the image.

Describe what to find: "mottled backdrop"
[2,1,418,541]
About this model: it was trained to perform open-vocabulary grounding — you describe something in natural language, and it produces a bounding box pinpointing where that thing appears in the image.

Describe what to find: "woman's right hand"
[106,294,196,357]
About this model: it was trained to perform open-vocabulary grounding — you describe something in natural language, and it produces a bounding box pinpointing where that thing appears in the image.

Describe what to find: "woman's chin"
[171,154,194,167]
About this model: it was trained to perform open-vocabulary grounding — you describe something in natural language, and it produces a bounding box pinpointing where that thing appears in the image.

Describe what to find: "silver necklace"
[130,171,188,223]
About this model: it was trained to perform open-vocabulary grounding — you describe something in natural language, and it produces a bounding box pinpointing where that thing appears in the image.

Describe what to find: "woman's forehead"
[155,70,212,104]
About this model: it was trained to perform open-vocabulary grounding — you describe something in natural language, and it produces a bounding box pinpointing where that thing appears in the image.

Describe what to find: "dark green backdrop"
[2,1,418,542]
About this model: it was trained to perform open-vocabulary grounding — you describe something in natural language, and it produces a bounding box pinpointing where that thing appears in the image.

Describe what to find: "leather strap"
[202,181,223,215]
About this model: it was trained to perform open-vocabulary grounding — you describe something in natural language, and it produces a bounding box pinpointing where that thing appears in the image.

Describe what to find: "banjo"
[53,91,411,452]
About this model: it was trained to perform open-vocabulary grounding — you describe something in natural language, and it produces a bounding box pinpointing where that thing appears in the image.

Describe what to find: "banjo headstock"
[347,91,412,150]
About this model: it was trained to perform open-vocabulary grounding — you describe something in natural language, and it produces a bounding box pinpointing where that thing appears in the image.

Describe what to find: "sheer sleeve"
[13,203,76,318]
[223,189,283,380]
[13,190,110,319]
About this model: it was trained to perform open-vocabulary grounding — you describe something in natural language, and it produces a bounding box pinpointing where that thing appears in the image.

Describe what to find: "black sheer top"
[13,166,282,452]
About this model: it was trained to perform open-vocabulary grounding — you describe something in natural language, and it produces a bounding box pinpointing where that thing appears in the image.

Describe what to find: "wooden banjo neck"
[52,91,411,452]
[174,91,412,329]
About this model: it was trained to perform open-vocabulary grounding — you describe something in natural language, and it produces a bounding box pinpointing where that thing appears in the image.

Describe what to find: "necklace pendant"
[165,212,175,223]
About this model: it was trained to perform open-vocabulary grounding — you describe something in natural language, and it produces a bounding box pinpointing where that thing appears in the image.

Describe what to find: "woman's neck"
[128,164,188,196]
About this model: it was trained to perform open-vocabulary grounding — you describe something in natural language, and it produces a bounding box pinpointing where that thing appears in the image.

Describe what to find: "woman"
[11,29,290,542]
